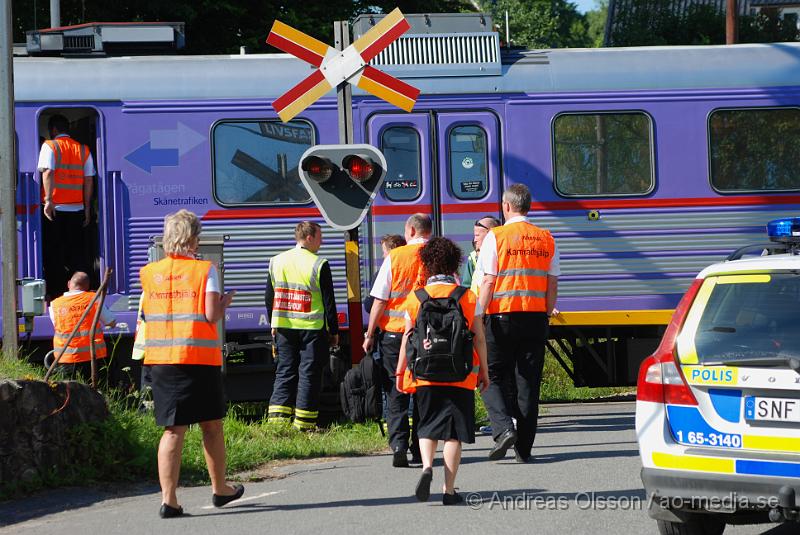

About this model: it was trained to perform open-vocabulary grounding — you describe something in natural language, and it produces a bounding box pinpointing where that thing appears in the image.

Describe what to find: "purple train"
[8,38,800,399]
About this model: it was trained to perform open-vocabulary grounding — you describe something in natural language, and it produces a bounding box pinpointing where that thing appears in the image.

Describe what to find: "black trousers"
[482,312,549,458]
[42,209,89,298]
[380,331,419,452]
[269,328,328,426]
[54,359,108,385]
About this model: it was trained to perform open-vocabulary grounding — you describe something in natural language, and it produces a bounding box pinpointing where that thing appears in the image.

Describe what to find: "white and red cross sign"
[266,8,420,122]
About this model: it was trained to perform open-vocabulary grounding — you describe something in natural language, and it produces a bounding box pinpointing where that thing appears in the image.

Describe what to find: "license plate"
[745,396,800,423]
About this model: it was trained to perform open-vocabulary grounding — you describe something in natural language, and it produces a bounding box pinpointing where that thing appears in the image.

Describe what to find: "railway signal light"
[302,155,335,183]
[298,144,387,230]
[342,154,376,182]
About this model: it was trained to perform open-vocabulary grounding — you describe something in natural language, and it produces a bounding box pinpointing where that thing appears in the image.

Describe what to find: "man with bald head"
[462,215,501,291]
[364,213,432,467]
[50,271,116,381]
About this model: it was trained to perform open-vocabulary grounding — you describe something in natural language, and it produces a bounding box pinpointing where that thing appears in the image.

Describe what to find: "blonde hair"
[295,221,321,241]
[163,209,201,256]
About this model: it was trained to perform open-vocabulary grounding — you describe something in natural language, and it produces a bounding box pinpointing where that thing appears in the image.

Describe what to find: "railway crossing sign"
[266,8,420,122]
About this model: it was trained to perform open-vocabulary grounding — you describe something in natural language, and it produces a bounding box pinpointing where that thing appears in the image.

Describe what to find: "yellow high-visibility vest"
[269,247,326,330]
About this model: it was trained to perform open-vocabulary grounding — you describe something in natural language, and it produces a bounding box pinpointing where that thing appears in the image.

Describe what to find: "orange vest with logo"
[51,292,107,364]
[379,242,426,333]
[140,256,221,366]
[42,137,89,205]
[487,221,554,314]
[400,283,480,392]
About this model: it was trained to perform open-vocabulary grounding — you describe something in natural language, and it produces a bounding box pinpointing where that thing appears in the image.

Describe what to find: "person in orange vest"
[49,271,116,381]
[38,114,96,299]
[477,183,560,463]
[395,237,489,505]
[139,209,242,518]
[363,213,431,467]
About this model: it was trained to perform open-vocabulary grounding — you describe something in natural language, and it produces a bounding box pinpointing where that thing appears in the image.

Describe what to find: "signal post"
[266,10,419,364]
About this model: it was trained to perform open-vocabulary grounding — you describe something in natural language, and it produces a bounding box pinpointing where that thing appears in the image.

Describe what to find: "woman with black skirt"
[139,209,243,518]
[396,237,489,505]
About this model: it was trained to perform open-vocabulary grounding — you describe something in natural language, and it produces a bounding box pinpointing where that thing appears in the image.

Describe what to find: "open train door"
[36,108,102,296]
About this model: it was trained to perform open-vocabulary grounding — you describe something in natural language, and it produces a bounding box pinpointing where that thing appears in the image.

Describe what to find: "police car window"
[381,127,421,202]
[709,108,800,192]
[212,120,313,205]
[553,112,654,196]
[449,125,488,200]
[693,274,800,364]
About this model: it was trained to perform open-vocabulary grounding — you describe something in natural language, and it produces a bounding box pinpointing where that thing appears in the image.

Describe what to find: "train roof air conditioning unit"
[352,13,501,77]
[26,22,185,57]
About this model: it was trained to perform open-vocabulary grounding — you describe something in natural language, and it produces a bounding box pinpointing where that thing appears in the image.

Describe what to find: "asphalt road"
[1,402,796,535]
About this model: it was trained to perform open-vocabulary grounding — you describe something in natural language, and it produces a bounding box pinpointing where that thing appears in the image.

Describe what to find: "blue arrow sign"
[125,142,179,173]
[124,123,205,173]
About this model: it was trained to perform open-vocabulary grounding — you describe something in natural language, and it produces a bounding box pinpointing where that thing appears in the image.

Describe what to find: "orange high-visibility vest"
[487,221,555,314]
[51,292,107,364]
[379,242,426,333]
[42,137,89,205]
[140,256,221,366]
[400,283,480,392]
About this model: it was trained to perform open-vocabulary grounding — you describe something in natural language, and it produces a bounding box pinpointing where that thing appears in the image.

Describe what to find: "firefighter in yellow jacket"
[265,221,339,430]
[50,271,116,380]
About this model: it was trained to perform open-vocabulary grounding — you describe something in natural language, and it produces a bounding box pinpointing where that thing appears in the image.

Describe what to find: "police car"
[636,218,800,535]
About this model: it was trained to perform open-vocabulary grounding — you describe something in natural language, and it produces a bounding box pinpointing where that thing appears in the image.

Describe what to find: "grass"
[540,351,635,402]
[0,354,386,498]
[0,341,633,497]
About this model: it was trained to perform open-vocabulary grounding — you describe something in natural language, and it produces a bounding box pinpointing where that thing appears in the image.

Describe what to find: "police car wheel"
[656,517,725,535]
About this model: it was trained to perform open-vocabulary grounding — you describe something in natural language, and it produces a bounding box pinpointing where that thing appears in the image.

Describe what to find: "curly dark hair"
[419,237,462,279]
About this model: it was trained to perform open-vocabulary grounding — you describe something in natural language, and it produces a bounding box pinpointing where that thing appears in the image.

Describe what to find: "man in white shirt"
[477,183,560,463]
[363,213,432,467]
[38,114,97,298]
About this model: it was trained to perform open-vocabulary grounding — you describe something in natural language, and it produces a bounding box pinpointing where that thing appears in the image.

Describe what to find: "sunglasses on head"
[474,216,500,230]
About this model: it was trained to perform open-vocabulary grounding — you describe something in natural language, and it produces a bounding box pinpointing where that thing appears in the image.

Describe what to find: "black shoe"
[442,492,464,506]
[159,503,184,519]
[212,484,245,508]
[488,429,517,461]
[392,448,409,468]
[415,467,433,502]
[514,448,532,464]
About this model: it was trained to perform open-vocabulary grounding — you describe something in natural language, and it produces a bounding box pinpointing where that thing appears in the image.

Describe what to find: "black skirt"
[415,386,475,443]
[149,364,226,427]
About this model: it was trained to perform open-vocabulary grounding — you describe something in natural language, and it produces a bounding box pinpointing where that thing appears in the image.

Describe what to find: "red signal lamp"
[301,156,334,183]
[342,155,375,182]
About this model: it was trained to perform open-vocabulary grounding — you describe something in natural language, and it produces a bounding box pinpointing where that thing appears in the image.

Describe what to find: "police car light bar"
[767,217,800,244]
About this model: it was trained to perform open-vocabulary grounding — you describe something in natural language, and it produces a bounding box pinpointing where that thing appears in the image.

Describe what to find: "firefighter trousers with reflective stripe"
[380,331,419,453]
[482,312,549,459]
[268,328,328,427]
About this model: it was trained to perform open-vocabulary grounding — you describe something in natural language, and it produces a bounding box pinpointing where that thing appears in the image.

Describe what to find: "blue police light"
[767,217,800,243]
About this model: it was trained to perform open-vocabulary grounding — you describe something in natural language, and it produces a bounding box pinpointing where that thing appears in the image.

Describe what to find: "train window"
[212,120,313,205]
[381,126,422,201]
[709,108,800,192]
[449,125,488,200]
[553,112,654,197]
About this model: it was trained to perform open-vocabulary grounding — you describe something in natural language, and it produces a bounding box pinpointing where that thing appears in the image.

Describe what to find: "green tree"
[479,0,591,48]
[585,0,608,47]
[609,0,799,46]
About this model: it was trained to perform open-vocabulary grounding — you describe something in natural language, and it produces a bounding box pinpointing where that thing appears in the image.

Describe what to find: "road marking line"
[200,491,283,510]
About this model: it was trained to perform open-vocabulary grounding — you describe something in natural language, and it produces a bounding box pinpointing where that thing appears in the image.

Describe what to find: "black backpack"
[340,352,383,424]
[408,286,473,383]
